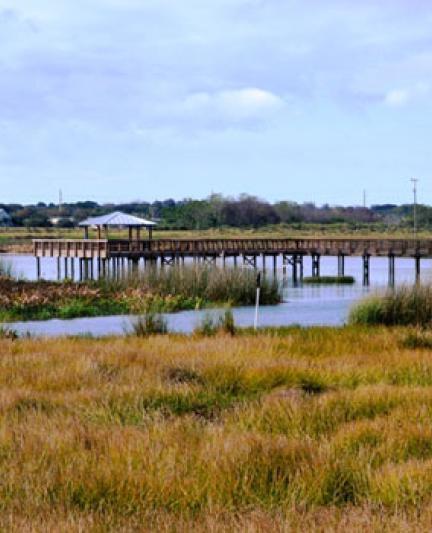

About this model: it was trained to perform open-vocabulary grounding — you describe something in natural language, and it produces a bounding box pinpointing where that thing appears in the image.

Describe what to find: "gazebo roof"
[79,211,156,227]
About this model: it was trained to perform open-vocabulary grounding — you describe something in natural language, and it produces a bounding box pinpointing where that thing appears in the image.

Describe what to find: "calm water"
[2,254,431,337]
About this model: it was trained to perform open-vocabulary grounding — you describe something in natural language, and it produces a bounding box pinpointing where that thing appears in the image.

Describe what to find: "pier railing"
[34,239,109,259]
[34,237,432,258]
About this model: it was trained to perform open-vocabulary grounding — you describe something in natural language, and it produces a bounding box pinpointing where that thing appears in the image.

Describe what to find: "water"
[2,254,432,337]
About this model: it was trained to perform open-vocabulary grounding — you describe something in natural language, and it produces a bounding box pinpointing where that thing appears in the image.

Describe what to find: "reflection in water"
[2,254,432,337]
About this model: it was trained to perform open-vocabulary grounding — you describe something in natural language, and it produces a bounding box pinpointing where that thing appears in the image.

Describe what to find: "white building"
[0,209,12,227]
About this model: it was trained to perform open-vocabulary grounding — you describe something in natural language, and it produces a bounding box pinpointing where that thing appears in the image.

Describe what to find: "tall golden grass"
[1,327,432,530]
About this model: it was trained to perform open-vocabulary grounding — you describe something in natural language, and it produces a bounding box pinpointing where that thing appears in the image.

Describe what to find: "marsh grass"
[194,308,236,336]
[1,326,432,529]
[350,284,432,327]
[0,266,281,322]
[131,311,168,336]
[99,265,281,307]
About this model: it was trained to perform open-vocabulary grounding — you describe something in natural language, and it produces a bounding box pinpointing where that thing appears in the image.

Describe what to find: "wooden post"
[84,226,89,240]
[338,254,345,277]
[388,255,395,287]
[312,254,320,278]
[36,258,41,280]
[292,255,298,285]
[415,255,421,283]
[363,255,370,286]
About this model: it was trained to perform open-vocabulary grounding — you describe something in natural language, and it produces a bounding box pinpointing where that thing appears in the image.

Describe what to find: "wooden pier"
[33,237,432,284]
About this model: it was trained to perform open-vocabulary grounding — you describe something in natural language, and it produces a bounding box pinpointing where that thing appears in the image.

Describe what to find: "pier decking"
[33,237,432,285]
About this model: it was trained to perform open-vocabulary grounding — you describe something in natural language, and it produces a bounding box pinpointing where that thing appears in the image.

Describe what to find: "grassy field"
[1,326,432,530]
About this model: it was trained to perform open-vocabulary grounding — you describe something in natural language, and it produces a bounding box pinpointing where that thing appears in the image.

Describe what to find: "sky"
[1,0,432,206]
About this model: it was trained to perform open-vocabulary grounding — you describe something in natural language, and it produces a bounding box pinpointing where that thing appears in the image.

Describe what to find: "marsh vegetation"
[0,327,431,530]
[0,266,281,322]
[350,284,432,327]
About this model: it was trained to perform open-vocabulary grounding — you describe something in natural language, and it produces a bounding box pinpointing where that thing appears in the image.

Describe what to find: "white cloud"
[181,88,284,126]
[384,83,430,107]
[384,89,410,107]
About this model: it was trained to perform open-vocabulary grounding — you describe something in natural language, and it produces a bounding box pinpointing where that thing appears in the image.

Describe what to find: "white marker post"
[254,272,261,331]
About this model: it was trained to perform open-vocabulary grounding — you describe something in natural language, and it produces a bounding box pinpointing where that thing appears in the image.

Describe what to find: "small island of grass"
[0,265,281,322]
[302,275,355,285]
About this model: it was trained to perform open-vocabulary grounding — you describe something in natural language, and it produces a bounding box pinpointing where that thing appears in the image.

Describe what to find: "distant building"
[49,216,75,227]
[0,209,12,227]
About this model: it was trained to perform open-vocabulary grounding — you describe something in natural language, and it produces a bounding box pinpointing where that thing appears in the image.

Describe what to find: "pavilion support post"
[388,255,395,287]
[362,255,370,286]
[36,258,41,280]
[415,255,421,283]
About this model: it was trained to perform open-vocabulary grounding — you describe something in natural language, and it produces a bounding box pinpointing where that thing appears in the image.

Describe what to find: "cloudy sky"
[1,0,431,205]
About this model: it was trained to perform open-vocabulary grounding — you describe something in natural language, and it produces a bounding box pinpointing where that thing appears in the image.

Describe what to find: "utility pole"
[411,178,418,237]
[363,190,367,209]
[59,189,63,214]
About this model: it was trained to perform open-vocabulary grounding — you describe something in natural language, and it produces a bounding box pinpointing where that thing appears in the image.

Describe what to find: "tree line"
[0,194,427,230]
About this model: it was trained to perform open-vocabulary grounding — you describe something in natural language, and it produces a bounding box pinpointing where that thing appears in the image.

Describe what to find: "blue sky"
[1,0,431,205]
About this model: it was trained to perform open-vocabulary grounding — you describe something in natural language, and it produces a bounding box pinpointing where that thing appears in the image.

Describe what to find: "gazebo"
[79,211,156,240]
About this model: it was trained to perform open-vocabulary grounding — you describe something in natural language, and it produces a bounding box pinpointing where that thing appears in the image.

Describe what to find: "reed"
[349,284,432,327]
[0,326,431,529]
[98,265,281,306]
